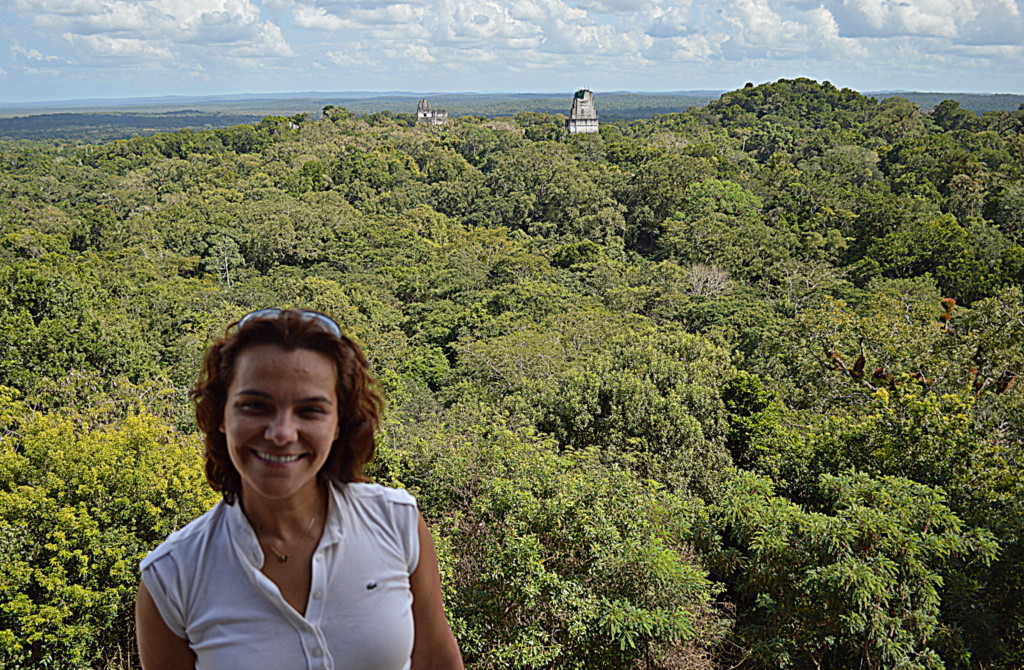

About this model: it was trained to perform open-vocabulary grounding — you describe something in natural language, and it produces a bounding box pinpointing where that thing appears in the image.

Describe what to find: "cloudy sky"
[1,0,1021,102]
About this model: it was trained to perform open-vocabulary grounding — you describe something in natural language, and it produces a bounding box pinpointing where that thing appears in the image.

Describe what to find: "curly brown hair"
[191,310,382,503]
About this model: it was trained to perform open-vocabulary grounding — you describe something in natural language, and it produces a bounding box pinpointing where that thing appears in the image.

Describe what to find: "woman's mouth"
[254,450,304,465]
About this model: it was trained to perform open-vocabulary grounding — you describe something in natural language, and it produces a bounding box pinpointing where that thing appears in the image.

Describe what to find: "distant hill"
[0,92,721,141]
[0,110,264,142]
[0,91,722,120]
[869,91,1023,113]
[0,89,1020,142]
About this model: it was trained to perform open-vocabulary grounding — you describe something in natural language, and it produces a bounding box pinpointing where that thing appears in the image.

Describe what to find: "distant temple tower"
[417,99,448,126]
[565,89,599,135]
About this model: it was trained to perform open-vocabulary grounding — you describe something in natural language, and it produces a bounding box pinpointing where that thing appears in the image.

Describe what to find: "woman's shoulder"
[140,500,228,570]
[336,481,417,508]
[332,482,420,571]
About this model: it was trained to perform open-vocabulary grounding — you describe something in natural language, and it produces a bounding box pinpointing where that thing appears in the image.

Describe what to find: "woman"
[136,309,464,670]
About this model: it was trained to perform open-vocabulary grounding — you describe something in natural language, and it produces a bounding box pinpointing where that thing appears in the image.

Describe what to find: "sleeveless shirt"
[140,483,420,670]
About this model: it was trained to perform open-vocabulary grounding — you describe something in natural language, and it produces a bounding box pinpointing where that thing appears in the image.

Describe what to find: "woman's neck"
[239,479,329,541]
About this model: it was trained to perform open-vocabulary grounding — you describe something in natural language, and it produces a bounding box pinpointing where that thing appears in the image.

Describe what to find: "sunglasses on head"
[237,308,343,338]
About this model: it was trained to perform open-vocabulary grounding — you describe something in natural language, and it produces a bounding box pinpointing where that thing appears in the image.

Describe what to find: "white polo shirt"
[140,483,420,670]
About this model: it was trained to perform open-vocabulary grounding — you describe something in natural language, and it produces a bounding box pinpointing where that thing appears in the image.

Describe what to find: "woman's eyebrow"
[233,389,334,404]
[300,395,334,404]
[233,389,273,398]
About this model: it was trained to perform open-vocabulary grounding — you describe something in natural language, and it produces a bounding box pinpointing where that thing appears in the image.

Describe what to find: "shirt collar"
[225,481,345,568]
[321,482,345,546]
[225,498,264,568]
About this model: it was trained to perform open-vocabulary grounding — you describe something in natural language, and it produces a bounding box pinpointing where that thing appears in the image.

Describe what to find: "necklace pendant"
[276,553,288,563]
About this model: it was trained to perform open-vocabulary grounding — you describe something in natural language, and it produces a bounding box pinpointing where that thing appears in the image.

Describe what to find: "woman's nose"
[264,412,298,444]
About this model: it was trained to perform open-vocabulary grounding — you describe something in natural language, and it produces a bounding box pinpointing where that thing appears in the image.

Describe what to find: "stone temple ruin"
[565,89,599,135]
[417,99,448,126]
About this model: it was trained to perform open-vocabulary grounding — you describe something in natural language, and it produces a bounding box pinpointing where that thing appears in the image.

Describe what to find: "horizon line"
[2,87,1022,108]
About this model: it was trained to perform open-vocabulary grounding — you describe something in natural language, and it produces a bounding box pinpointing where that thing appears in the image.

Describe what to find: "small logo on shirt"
[366,582,378,590]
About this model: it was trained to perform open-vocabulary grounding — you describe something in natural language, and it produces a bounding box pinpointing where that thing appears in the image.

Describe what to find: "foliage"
[701,470,997,669]
[382,415,725,669]
[0,386,213,669]
[0,78,1022,668]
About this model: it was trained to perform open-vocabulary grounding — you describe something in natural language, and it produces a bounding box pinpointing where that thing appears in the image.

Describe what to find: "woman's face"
[221,344,340,507]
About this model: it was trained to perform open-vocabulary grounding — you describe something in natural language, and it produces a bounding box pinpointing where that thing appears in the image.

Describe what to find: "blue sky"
[1,0,1021,103]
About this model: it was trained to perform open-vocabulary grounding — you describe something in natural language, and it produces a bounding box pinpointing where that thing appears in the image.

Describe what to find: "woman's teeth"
[257,451,303,464]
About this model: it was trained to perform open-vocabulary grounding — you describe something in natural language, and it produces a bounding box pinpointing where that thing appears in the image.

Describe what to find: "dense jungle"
[1,77,1023,669]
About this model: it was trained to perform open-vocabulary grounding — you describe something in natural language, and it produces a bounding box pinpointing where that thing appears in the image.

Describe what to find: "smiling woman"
[135,309,464,670]
[222,345,340,520]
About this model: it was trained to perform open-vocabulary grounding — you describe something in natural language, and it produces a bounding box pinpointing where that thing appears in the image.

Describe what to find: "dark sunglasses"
[237,308,342,338]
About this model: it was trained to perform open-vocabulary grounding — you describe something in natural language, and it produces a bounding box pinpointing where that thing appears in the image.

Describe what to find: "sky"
[1,0,1021,103]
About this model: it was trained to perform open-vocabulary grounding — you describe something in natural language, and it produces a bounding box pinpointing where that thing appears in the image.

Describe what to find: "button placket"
[306,544,328,622]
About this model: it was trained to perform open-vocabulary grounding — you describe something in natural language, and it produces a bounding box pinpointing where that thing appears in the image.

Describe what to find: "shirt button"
[312,647,323,658]
[313,590,323,600]
[314,553,323,563]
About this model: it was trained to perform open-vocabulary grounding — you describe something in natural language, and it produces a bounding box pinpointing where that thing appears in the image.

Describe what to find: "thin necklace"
[259,514,319,563]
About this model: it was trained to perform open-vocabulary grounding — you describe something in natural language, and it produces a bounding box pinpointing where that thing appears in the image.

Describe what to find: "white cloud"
[2,0,1022,100]
[428,0,539,45]
[289,0,881,74]
[518,0,589,23]
[262,0,298,10]
[31,2,157,34]
[573,0,654,14]
[676,33,728,59]
[957,0,1024,44]
[325,46,377,66]
[508,0,552,23]
[222,21,295,56]
[549,20,648,54]
[449,46,501,62]
[10,45,61,62]
[822,0,1024,42]
[385,42,436,62]
[352,3,422,26]
[63,33,173,59]
[652,0,868,62]
[21,66,64,77]
[13,0,294,60]
[973,43,1023,55]
[647,5,698,38]
[294,5,350,30]
[306,0,423,13]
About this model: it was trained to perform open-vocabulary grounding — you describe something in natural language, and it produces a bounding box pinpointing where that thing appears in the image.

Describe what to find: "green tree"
[0,388,214,669]
[659,179,792,282]
[702,470,996,670]
[382,414,726,669]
